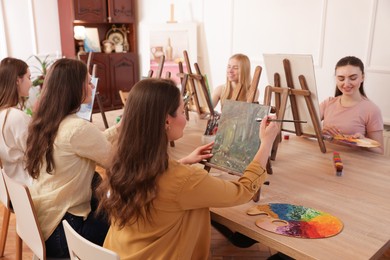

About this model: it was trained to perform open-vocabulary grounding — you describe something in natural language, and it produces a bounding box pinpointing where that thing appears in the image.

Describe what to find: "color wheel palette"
[247,203,343,238]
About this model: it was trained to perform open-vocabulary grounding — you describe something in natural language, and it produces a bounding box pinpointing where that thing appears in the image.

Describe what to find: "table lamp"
[73,26,86,57]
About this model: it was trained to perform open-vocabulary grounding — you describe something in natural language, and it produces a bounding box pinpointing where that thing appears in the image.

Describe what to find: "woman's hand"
[178,141,214,165]
[351,132,364,139]
[252,115,280,169]
[322,125,344,137]
[259,115,280,146]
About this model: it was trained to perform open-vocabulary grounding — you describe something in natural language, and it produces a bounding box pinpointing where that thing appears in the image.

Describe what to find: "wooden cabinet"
[81,53,139,110]
[57,0,139,112]
[73,0,135,23]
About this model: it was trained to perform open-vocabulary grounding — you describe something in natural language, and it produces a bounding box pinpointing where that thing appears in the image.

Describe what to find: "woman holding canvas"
[320,56,384,154]
[98,78,279,259]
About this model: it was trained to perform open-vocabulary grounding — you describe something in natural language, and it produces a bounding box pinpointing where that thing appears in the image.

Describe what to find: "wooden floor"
[1,109,389,259]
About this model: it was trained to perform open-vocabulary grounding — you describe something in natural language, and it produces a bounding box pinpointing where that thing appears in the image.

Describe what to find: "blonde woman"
[212,54,258,109]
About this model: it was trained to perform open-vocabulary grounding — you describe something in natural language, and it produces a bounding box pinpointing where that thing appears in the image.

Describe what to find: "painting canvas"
[77,77,98,121]
[84,28,101,52]
[208,100,270,175]
[263,54,321,136]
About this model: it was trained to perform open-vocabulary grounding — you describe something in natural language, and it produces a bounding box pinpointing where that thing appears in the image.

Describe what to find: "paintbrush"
[255,118,307,123]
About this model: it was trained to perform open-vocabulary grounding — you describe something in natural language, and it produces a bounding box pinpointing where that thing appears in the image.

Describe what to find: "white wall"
[1,0,389,123]
[0,0,61,77]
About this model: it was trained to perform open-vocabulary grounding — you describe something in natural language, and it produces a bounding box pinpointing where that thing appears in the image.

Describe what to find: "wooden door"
[73,0,107,22]
[109,53,139,108]
[108,0,135,23]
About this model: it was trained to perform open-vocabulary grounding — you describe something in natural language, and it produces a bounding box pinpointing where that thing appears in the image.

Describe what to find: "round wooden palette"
[247,203,343,239]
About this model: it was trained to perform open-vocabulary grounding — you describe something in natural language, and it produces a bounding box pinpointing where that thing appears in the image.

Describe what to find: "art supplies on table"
[333,151,343,176]
[247,203,343,238]
[204,112,220,136]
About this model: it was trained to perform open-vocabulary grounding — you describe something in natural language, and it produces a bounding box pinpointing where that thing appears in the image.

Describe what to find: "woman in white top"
[0,57,32,185]
[25,58,118,258]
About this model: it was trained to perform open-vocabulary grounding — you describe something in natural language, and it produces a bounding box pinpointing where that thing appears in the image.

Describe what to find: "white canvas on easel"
[77,77,98,121]
[263,54,321,136]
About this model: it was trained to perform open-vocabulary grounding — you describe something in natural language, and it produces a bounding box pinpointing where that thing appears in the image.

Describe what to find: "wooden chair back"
[3,172,46,260]
[63,220,119,260]
[119,90,129,106]
[0,168,22,259]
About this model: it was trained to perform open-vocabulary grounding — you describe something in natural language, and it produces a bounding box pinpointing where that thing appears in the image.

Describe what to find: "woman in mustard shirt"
[99,78,279,259]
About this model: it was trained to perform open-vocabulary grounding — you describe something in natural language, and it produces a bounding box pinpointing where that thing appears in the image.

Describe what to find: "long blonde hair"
[221,54,251,105]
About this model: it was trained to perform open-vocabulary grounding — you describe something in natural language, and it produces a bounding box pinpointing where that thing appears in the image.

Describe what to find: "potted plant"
[24,54,55,116]
[27,54,54,88]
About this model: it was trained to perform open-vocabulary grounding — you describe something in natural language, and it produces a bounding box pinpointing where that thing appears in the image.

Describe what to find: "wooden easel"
[264,58,326,160]
[83,52,109,129]
[178,50,215,120]
[147,55,175,147]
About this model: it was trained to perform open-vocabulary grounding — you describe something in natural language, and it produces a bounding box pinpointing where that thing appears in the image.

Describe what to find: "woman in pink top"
[320,56,384,154]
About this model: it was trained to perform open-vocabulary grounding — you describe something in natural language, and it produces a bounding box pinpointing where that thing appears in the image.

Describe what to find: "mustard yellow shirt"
[104,159,266,259]
[30,114,118,240]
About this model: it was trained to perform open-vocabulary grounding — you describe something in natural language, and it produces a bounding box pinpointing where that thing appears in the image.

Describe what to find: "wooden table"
[170,116,390,259]
[211,136,390,260]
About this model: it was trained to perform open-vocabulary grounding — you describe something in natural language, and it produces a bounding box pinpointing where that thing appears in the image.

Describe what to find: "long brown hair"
[0,57,29,110]
[98,78,180,228]
[25,58,88,178]
[334,56,367,98]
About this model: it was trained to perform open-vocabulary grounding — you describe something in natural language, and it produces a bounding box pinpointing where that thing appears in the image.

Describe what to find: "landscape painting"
[208,100,270,175]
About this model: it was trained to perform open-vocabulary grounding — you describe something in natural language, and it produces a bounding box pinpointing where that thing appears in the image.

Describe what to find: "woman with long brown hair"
[0,57,32,185]
[320,56,384,154]
[99,78,279,259]
[25,58,118,257]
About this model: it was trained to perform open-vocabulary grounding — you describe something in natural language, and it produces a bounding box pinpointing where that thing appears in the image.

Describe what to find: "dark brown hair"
[334,56,367,97]
[0,57,29,109]
[98,78,180,228]
[25,58,88,178]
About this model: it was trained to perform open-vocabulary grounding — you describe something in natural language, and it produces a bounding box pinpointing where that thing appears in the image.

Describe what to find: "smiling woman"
[320,56,384,154]
[211,54,258,110]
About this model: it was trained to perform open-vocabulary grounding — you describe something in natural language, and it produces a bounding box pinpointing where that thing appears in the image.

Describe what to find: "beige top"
[104,159,266,260]
[30,114,118,240]
[0,108,32,185]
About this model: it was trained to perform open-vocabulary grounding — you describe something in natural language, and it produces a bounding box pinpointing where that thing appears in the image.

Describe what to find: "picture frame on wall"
[142,22,197,83]
[84,28,101,52]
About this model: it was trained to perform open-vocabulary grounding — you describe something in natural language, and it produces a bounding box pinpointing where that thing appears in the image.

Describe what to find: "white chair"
[2,172,69,260]
[0,168,22,259]
[62,220,119,260]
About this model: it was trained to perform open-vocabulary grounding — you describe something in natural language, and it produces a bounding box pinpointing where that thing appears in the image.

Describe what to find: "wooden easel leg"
[266,157,273,174]
[0,208,10,256]
[298,75,327,153]
[270,134,281,161]
[95,92,109,129]
[252,188,261,202]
